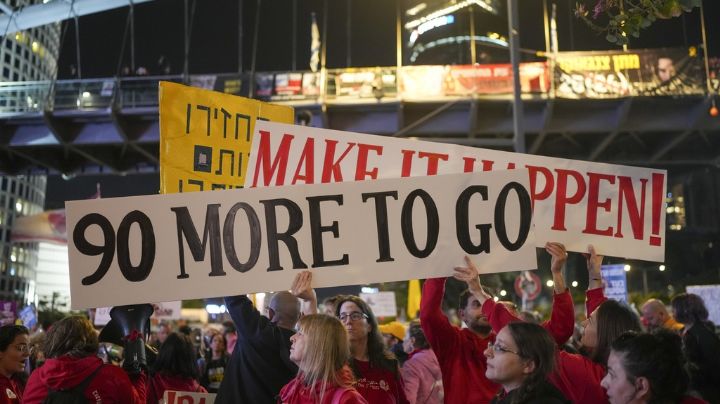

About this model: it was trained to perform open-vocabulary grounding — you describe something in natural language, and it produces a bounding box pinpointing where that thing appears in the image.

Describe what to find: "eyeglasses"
[487,342,521,356]
[13,343,31,354]
[338,311,368,322]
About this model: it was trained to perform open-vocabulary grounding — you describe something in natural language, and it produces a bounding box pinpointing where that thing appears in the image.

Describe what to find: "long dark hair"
[0,325,28,352]
[671,293,709,326]
[611,330,688,404]
[44,316,98,358]
[152,332,199,379]
[502,322,557,404]
[334,295,398,376]
[591,300,642,365]
[408,320,429,350]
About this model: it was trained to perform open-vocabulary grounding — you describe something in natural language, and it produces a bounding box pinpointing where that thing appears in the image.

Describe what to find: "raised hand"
[291,270,317,315]
[545,242,567,293]
[453,256,491,303]
[582,245,605,290]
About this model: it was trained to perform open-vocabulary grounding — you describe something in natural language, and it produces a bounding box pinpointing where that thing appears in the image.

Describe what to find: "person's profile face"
[657,58,675,82]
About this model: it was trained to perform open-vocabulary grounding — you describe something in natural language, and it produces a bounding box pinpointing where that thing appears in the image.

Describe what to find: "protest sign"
[601,264,629,303]
[159,81,294,194]
[686,284,720,325]
[93,301,182,325]
[245,121,666,262]
[163,391,216,404]
[66,170,536,309]
[360,291,397,317]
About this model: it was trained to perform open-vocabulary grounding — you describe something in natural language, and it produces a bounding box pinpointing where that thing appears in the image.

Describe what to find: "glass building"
[1,0,61,82]
[0,176,45,305]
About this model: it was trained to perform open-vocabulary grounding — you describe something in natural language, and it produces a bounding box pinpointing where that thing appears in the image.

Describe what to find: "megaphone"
[98,304,155,374]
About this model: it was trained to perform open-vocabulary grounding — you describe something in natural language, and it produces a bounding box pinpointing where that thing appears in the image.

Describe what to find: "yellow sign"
[159,81,294,193]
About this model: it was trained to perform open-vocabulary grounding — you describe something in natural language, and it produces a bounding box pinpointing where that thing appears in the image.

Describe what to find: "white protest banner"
[94,301,182,325]
[245,121,666,261]
[360,291,397,317]
[66,170,535,309]
[686,284,720,325]
[163,391,216,404]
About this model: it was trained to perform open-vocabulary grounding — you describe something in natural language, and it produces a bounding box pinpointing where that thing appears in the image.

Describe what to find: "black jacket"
[684,321,720,403]
[215,295,298,404]
[491,379,571,404]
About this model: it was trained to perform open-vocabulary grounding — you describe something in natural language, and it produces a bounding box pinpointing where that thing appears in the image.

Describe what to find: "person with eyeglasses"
[0,324,30,403]
[484,322,569,404]
[459,244,643,403]
[335,295,408,404]
[601,330,708,404]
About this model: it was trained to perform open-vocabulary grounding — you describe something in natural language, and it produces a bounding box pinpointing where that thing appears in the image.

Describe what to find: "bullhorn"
[99,304,155,374]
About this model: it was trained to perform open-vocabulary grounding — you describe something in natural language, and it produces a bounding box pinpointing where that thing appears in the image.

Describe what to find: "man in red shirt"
[420,277,499,404]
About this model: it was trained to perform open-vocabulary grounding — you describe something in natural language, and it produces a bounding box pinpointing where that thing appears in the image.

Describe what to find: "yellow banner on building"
[159,81,294,193]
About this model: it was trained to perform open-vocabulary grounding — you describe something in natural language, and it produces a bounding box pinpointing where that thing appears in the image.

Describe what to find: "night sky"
[56,0,720,79]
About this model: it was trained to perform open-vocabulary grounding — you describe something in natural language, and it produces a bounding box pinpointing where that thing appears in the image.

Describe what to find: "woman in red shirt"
[147,332,206,403]
[335,296,409,404]
[279,314,367,404]
[0,325,29,404]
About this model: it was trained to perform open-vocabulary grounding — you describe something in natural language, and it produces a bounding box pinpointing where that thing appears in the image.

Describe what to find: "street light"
[624,264,631,272]
[659,265,666,272]
[571,281,578,288]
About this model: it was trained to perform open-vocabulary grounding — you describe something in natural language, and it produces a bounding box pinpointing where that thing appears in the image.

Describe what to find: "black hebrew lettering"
[401,189,439,258]
[306,195,349,268]
[219,108,231,138]
[361,191,399,262]
[223,202,261,273]
[260,198,308,271]
[494,182,532,251]
[73,213,116,286]
[197,105,211,136]
[115,210,155,282]
[238,153,244,177]
[188,179,204,191]
[171,204,226,279]
[193,146,213,173]
[235,113,251,141]
[186,103,192,134]
[455,185,492,254]
[212,184,226,190]
[215,149,235,176]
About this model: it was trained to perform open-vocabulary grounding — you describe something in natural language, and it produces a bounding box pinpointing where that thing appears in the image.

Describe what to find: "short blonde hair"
[296,314,352,401]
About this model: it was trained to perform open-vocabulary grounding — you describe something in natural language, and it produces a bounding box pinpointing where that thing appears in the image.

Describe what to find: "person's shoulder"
[338,387,369,404]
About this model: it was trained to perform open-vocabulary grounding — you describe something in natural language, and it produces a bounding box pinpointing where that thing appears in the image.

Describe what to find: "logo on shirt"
[379,380,389,391]
[5,388,16,399]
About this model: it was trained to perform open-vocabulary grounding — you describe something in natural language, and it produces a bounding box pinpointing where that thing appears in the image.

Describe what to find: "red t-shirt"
[353,360,408,404]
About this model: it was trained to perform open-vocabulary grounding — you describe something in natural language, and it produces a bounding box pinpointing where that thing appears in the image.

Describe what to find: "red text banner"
[245,121,666,262]
[66,170,536,309]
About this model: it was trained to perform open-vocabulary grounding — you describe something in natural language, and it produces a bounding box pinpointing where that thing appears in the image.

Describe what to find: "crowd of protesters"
[0,243,719,403]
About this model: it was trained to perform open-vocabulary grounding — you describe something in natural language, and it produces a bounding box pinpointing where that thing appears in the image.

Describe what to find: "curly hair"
[44,316,99,359]
[334,295,399,377]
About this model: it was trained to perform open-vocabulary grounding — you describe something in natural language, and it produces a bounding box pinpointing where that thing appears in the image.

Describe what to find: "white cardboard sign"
[163,391,216,404]
[360,291,398,317]
[245,121,667,262]
[67,170,536,309]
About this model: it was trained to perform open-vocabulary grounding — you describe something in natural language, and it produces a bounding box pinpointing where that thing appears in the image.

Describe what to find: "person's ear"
[522,359,536,375]
[268,307,276,321]
[635,377,651,400]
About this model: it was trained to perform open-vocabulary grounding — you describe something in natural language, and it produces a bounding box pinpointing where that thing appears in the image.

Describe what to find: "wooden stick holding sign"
[66,170,535,309]
[245,121,667,262]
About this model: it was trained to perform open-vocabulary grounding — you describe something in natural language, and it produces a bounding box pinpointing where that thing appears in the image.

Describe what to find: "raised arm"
[291,270,318,316]
[543,242,575,345]
[420,278,461,353]
[224,295,269,339]
[583,245,607,316]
